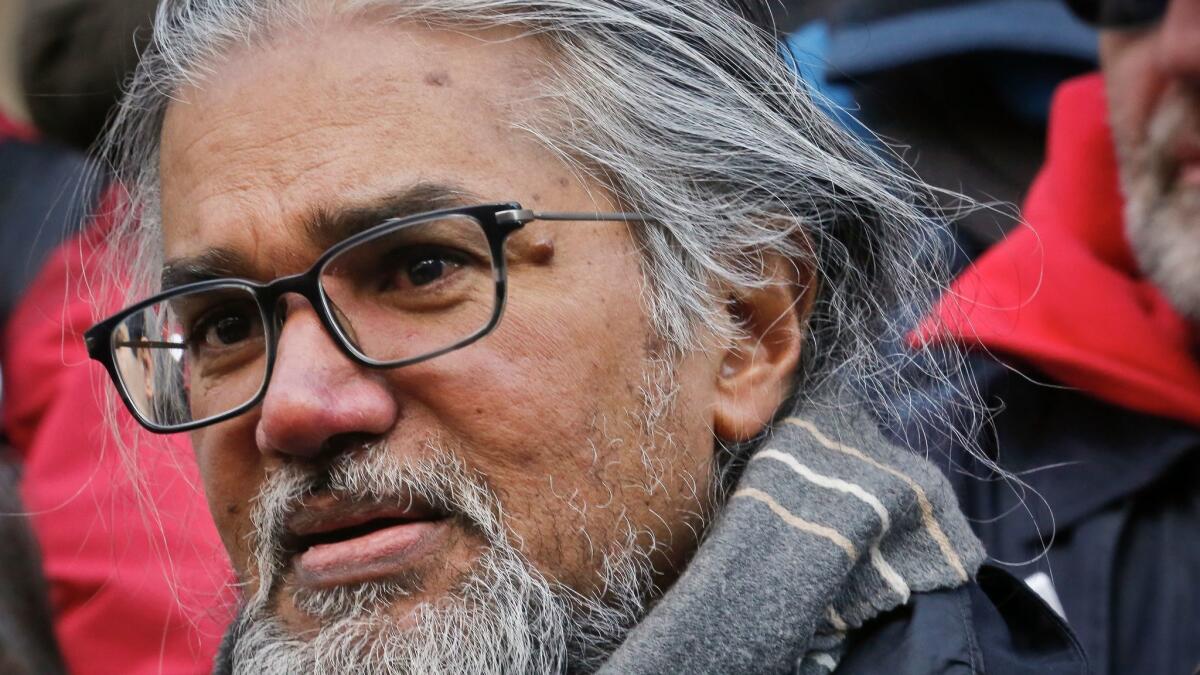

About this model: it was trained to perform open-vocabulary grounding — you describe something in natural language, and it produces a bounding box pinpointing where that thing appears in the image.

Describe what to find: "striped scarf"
[597,401,985,674]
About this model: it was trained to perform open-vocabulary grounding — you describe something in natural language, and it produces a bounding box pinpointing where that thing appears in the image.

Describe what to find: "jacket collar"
[916,74,1200,429]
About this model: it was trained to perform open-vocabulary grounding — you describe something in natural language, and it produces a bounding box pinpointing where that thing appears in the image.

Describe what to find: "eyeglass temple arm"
[495,209,653,225]
[114,340,184,349]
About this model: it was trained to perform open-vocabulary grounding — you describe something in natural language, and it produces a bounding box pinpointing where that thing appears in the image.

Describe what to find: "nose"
[255,295,398,460]
[1159,0,1200,79]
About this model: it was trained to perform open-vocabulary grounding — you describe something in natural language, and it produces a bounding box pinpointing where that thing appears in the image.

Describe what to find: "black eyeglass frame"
[85,202,650,433]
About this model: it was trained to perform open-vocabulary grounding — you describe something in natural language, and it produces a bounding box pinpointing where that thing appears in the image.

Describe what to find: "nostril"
[318,432,382,462]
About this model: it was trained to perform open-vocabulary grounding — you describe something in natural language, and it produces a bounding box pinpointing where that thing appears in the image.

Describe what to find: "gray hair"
[98,0,980,457]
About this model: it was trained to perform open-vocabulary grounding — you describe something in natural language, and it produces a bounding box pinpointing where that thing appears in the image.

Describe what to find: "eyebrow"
[302,181,482,251]
[161,248,256,291]
[160,181,483,290]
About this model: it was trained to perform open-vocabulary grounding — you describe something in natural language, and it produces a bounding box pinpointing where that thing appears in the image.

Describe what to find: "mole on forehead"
[423,71,452,87]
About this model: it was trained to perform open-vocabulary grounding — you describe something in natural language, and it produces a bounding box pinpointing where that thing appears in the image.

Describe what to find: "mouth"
[283,496,451,589]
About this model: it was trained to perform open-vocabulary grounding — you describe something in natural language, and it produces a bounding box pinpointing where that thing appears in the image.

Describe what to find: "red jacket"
[916,74,1200,428]
[2,194,233,672]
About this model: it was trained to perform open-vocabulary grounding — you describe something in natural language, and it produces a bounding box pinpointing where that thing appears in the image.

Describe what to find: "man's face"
[1100,0,1200,322]
[158,18,731,669]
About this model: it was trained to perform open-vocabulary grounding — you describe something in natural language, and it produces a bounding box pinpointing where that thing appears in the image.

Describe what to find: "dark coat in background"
[0,456,64,675]
[0,116,96,324]
[942,357,1199,675]
[915,75,1200,675]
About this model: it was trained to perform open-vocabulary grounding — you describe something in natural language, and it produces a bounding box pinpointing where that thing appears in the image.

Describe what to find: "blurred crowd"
[0,0,1196,673]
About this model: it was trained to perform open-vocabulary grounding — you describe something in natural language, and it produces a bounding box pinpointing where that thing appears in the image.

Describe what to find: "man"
[917,0,1200,673]
[86,0,1082,672]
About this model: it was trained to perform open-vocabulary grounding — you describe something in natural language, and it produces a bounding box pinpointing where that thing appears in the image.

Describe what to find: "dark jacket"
[939,356,1199,675]
[910,74,1200,675]
[0,455,65,675]
[0,118,95,325]
[841,566,1086,674]
[0,113,84,675]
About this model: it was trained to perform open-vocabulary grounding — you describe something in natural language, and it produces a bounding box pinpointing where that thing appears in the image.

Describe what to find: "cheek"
[410,295,647,471]
[399,265,660,518]
[448,320,714,582]
[191,425,262,572]
[1102,34,1170,146]
[429,236,651,453]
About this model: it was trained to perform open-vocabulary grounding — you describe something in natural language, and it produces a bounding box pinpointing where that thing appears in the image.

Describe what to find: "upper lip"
[283,493,444,553]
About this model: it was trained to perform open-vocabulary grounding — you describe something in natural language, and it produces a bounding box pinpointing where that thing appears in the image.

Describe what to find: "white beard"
[1114,88,1200,324]
[227,445,663,675]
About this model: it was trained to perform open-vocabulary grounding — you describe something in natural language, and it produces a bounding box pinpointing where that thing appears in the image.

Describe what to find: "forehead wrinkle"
[166,109,360,202]
[165,66,415,180]
[162,21,556,201]
[163,93,294,174]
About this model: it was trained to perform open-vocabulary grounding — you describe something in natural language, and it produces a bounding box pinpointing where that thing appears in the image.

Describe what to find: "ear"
[711,256,812,443]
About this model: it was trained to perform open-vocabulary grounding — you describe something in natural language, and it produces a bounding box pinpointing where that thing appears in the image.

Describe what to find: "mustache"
[244,441,507,607]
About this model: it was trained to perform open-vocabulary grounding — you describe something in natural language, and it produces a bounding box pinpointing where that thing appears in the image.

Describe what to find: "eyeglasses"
[85,203,650,433]
[1065,0,1167,27]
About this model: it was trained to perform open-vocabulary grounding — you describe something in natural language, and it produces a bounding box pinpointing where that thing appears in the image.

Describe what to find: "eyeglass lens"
[109,214,498,428]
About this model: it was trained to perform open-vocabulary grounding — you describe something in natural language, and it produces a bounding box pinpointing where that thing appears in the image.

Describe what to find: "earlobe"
[711,261,810,443]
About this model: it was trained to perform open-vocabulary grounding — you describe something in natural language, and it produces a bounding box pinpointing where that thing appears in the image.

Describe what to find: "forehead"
[158,18,563,272]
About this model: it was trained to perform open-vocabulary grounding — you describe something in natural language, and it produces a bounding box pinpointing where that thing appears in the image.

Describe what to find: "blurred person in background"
[3,0,235,672]
[786,0,1098,260]
[914,0,1200,672]
[0,2,70,671]
[0,0,100,325]
[19,0,158,152]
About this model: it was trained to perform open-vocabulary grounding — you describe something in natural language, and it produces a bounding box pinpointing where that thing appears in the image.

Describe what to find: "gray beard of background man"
[1113,85,1200,323]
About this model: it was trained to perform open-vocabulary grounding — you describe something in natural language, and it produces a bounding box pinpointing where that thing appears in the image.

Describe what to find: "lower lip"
[292,519,444,588]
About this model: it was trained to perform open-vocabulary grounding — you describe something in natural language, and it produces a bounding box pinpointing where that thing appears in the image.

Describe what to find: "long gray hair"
[98,0,980,461]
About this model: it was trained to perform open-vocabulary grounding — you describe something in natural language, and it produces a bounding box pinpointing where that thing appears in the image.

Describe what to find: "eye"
[386,247,469,291]
[409,257,452,286]
[189,304,263,352]
[206,314,252,346]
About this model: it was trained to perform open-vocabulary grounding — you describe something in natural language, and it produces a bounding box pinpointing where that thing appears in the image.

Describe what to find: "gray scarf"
[597,401,985,674]
[213,401,983,673]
